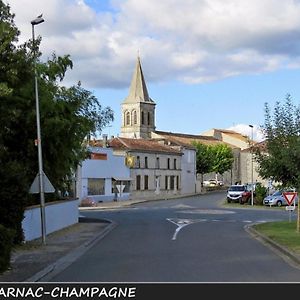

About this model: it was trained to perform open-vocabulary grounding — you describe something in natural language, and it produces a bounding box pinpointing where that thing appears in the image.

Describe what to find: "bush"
[0,224,15,273]
[255,182,268,205]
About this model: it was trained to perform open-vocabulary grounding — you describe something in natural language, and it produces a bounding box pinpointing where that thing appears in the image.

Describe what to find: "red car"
[240,190,255,204]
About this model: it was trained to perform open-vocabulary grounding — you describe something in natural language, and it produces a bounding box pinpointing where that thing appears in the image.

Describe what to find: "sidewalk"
[0,218,116,283]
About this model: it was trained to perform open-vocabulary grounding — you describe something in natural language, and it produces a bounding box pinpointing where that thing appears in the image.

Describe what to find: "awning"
[112,177,133,181]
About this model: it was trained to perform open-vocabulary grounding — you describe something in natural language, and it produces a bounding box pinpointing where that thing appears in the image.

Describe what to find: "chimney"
[102,134,108,148]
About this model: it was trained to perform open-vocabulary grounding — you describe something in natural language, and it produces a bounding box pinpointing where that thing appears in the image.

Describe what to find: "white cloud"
[5,0,300,88]
[227,124,265,142]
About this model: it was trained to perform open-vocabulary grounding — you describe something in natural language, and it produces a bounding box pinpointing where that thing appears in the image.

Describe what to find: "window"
[145,157,148,168]
[144,175,149,190]
[176,176,180,190]
[136,156,141,168]
[156,157,160,169]
[141,111,145,125]
[88,178,105,195]
[174,159,177,170]
[170,176,175,190]
[126,111,130,125]
[165,176,168,190]
[136,175,141,190]
[148,112,151,125]
[167,158,170,169]
[133,110,137,124]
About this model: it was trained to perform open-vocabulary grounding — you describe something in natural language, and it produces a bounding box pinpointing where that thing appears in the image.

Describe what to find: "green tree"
[0,1,114,243]
[192,142,234,182]
[34,54,114,195]
[210,144,234,176]
[192,142,213,175]
[0,1,35,242]
[255,94,300,189]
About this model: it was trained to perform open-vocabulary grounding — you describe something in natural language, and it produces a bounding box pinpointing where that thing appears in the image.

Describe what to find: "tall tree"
[255,94,300,189]
[192,141,234,181]
[0,1,35,242]
[192,142,213,176]
[0,1,114,242]
[210,144,234,176]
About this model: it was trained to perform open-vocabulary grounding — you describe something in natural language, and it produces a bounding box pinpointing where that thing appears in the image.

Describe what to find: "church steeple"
[120,56,156,139]
[124,56,154,104]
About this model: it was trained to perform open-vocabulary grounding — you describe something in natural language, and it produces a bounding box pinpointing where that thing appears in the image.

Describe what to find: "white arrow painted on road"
[167,218,206,241]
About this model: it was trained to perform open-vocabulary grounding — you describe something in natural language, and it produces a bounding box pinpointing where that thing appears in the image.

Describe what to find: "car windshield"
[272,190,283,196]
[229,186,245,191]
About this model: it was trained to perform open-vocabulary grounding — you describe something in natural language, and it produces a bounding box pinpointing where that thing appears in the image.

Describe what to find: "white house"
[76,146,131,202]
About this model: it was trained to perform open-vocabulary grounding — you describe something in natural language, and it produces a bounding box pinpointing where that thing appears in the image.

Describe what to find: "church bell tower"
[120,56,156,139]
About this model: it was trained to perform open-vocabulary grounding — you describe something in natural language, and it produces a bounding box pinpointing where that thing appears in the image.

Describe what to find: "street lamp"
[31,14,46,244]
[249,125,254,206]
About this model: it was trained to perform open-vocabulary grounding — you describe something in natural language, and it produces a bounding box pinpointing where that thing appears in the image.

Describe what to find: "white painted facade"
[181,148,197,195]
[76,147,131,202]
[127,150,182,200]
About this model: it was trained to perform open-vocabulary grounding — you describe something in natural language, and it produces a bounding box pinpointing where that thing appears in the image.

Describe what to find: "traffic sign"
[283,192,298,206]
[29,171,55,194]
[286,206,295,211]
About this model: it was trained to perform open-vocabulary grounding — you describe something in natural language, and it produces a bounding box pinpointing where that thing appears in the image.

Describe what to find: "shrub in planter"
[0,224,15,273]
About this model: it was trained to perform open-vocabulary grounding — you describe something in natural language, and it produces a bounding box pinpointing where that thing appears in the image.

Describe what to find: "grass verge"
[254,221,300,255]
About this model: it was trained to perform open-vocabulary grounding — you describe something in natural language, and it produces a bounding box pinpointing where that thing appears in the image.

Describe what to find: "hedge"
[0,224,15,273]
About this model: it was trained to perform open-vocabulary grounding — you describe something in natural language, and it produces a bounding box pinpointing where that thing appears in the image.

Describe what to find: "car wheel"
[277,200,282,207]
[227,199,231,203]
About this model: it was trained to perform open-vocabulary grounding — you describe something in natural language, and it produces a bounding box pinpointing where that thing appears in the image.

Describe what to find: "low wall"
[22,199,79,241]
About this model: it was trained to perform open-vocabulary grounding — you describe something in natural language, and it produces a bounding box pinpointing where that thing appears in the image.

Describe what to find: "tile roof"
[154,130,236,148]
[212,128,250,143]
[109,137,182,155]
[241,140,267,152]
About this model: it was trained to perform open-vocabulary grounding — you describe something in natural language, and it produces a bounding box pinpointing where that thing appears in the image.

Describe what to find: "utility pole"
[249,125,254,206]
[31,14,46,244]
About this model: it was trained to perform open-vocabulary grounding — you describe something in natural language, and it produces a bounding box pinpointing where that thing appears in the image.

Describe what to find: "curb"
[79,190,225,211]
[244,223,300,269]
[24,219,117,282]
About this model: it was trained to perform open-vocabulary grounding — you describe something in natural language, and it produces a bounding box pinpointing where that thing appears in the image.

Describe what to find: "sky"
[5,0,300,142]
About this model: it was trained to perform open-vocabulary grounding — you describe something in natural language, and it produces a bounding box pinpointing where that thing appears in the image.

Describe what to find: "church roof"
[210,128,250,143]
[109,137,181,155]
[123,56,155,104]
[153,130,234,147]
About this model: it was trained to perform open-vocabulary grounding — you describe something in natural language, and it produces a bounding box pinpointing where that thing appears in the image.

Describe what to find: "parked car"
[239,187,256,204]
[263,190,298,207]
[227,185,247,203]
[203,179,217,186]
[203,179,224,187]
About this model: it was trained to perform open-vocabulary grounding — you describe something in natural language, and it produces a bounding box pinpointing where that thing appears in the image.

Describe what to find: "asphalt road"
[50,191,300,282]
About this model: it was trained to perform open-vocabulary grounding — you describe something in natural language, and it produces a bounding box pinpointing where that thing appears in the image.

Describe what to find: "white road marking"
[167,218,207,241]
[172,204,195,209]
[178,209,236,215]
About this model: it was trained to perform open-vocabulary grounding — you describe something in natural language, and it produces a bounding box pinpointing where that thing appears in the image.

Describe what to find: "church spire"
[124,56,154,103]
[120,56,156,139]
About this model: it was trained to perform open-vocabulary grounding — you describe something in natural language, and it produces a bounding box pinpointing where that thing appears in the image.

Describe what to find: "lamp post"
[31,15,46,244]
[249,124,254,206]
